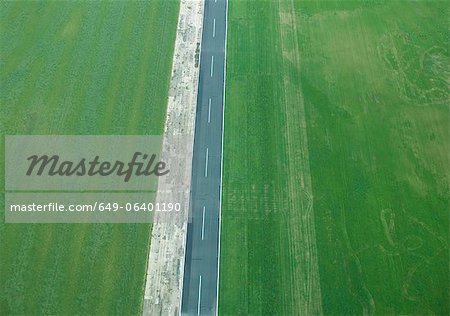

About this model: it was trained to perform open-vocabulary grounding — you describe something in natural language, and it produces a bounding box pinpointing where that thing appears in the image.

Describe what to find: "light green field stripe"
[1,226,36,313]
[125,1,161,134]
[28,225,59,313]
[91,225,123,313]
[1,2,57,77]
[0,3,68,134]
[56,224,90,312]
[0,1,22,27]
[66,1,112,135]
[100,3,141,133]
[42,5,86,114]
[5,3,84,134]
[126,1,178,134]
[276,0,323,313]
[57,2,113,135]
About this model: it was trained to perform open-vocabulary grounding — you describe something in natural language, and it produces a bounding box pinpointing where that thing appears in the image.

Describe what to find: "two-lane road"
[181,0,227,315]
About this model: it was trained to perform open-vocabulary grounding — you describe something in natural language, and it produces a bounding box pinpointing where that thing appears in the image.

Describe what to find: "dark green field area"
[219,0,448,315]
[0,1,178,314]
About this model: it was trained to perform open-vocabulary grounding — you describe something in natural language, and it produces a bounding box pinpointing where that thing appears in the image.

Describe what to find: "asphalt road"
[181,0,227,315]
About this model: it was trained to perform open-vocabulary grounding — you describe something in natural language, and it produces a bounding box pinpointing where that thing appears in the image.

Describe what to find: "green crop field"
[219,0,449,315]
[0,1,178,314]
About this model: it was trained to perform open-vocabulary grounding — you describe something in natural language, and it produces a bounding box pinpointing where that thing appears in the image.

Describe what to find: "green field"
[0,1,178,314]
[219,0,449,315]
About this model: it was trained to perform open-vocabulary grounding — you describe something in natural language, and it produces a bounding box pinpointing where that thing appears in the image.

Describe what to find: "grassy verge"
[219,0,448,314]
[0,1,179,314]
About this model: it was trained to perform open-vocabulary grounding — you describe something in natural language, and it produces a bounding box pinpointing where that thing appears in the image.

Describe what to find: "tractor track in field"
[277,0,323,313]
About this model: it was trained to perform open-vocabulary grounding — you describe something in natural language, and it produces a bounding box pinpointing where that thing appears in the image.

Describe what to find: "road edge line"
[215,0,228,314]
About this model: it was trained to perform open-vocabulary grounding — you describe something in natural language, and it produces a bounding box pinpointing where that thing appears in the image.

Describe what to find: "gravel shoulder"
[142,1,204,315]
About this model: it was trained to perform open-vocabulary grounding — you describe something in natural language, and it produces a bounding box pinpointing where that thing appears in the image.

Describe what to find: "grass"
[0,1,179,314]
[219,0,449,315]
